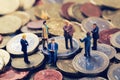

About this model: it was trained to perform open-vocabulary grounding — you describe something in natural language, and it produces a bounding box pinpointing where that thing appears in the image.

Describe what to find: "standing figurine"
[63,21,75,49]
[20,34,30,64]
[80,32,91,58]
[42,20,49,50]
[48,38,58,66]
[91,23,99,50]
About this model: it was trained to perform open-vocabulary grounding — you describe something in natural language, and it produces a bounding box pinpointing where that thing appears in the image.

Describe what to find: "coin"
[0,56,4,71]
[35,3,61,19]
[99,28,120,45]
[19,0,35,10]
[115,53,120,61]
[6,33,39,56]
[21,26,42,34]
[97,43,116,59]
[0,49,10,66]
[108,64,120,80]
[0,36,11,49]
[82,17,112,32]
[27,20,44,29]
[79,77,107,80]
[73,50,109,75]
[61,2,75,20]
[9,11,30,26]
[33,69,62,80]
[110,32,120,49]
[92,0,120,9]
[0,0,19,14]
[80,3,102,17]
[11,52,44,70]
[0,15,22,34]
[0,68,29,80]
[72,4,85,22]
[57,59,78,73]
[25,7,38,21]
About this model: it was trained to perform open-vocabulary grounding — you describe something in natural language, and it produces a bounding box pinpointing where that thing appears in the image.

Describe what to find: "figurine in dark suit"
[80,32,91,58]
[63,21,75,49]
[91,23,99,50]
[20,34,30,64]
[48,38,58,66]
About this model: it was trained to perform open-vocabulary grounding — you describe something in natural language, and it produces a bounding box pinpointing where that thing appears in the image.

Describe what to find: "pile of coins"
[0,0,120,80]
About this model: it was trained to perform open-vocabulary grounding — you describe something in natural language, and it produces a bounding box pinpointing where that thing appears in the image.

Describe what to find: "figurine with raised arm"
[80,32,91,58]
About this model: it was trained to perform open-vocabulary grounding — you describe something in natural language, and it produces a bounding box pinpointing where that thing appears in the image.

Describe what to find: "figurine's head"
[93,23,97,29]
[22,34,26,39]
[51,38,55,43]
[65,20,70,26]
[86,32,91,36]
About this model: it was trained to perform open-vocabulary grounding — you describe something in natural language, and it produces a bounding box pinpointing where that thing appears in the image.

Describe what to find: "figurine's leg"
[65,37,69,49]
[24,51,30,64]
[92,38,97,50]
[70,36,73,49]
[53,51,57,66]
[48,52,52,64]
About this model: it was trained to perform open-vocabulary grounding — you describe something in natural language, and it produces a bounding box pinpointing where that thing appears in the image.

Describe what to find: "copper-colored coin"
[72,4,85,22]
[57,59,78,73]
[97,44,116,59]
[82,17,112,32]
[0,68,29,80]
[61,2,75,19]
[27,20,44,29]
[11,52,44,70]
[80,3,102,17]
[73,50,109,74]
[21,26,42,34]
[108,64,120,80]
[99,28,120,45]
[34,69,62,80]
[110,32,120,49]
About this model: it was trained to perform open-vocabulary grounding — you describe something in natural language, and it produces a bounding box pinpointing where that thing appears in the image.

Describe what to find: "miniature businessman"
[42,20,49,50]
[80,32,91,58]
[48,38,58,66]
[63,21,75,49]
[20,34,30,64]
[91,23,99,50]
